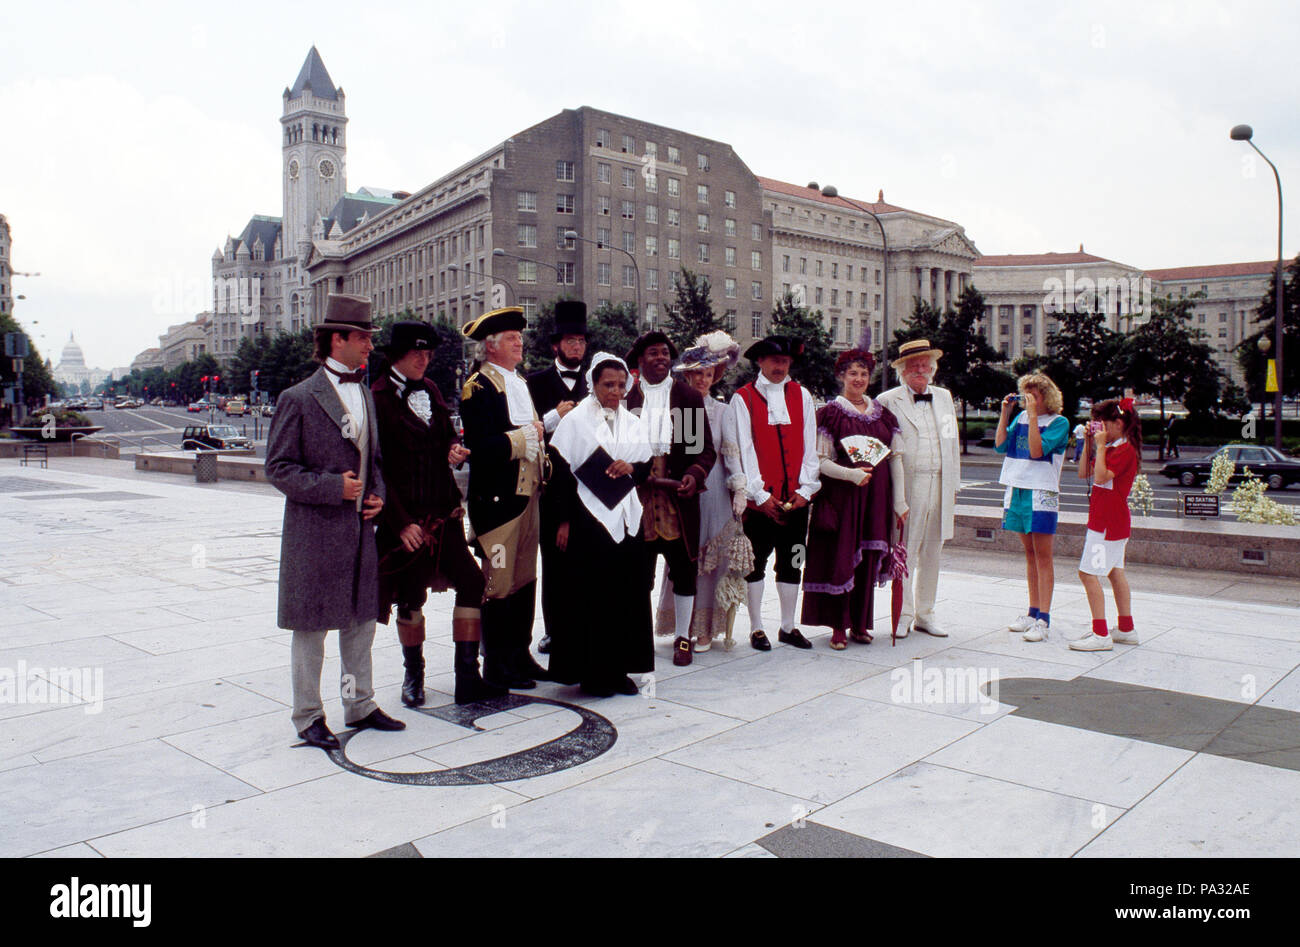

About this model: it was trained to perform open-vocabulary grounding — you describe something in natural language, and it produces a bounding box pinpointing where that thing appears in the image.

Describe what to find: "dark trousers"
[744,506,810,584]
[391,533,486,620]
[644,536,697,597]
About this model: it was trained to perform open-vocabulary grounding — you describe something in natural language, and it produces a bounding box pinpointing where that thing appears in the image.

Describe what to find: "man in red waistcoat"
[729,336,822,651]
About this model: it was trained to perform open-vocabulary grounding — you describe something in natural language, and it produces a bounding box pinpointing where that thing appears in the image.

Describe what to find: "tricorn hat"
[384,320,438,358]
[626,330,679,366]
[551,300,589,341]
[462,306,527,341]
[890,337,943,369]
[744,335,804,361]
[316,294,375,333]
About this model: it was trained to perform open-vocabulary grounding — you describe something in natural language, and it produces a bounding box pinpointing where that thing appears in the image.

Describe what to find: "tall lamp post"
[818,185,891,388]
[564,230,641,324]
[1231,124,1285,450]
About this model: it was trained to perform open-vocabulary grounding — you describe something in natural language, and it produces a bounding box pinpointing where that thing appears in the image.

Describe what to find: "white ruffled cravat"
[638,375,675,455]
[755,374,792,425]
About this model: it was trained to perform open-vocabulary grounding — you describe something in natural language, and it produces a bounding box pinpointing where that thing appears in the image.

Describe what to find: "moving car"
[187,400,209,413]
[224,399,248,417]
[1161,444,1300,490]
[181,424,254,451]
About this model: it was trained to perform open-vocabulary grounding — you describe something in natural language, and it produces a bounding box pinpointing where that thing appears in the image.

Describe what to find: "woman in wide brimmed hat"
[653,331,745,650]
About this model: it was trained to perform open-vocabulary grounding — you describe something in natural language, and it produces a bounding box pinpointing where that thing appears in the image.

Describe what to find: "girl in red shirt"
[1071,398,1142,652]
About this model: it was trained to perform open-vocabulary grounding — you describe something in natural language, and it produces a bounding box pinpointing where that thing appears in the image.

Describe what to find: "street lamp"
[819,185,892,388]
[564,230,641,324]
[1231,124,1285,449]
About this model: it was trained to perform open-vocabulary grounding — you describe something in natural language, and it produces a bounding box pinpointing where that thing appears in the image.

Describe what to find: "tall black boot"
[455,639,507,705]
[400,644,425,708]
[481,598,534,690]
[509,583,551,681]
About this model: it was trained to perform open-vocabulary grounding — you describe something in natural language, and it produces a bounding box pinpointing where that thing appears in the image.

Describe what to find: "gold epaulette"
[461,375,480,401]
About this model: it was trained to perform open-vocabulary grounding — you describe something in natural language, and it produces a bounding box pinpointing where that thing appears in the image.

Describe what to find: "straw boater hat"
[316,294,375,333]
[890,337,943,369]
[461,306,527,340]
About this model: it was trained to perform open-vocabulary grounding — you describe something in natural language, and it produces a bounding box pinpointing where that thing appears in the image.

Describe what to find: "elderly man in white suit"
[878,339,961,638]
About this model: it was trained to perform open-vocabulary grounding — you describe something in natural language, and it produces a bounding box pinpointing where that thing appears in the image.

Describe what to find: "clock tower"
[281,47,346,290]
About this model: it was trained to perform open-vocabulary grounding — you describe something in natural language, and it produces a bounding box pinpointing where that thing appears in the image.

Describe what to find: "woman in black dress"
[547,354,655,697]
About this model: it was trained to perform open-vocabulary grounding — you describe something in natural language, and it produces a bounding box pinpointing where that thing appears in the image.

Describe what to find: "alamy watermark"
[1042,270,1153,317]
[0,661,104,714]
[889,659,1001,715]
[153,275,264,325]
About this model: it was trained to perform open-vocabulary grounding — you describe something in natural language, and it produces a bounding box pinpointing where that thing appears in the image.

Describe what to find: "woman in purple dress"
[801,350,907,650]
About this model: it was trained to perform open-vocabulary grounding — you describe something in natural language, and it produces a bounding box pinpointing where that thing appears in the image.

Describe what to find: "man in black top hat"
[526,299,589,654]
[459,307,550,689]
[265,293,405,750]
[372,321,504,706]
[625,330,716,667]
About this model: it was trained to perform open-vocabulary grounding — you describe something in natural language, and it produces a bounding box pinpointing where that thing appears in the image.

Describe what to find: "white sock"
[776,582,799,632]
[673,594,694,640]
[747,581,765,633]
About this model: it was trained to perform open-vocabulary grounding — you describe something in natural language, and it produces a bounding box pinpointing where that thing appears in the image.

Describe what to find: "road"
[957,461,1300,520]
[75,405,269,457]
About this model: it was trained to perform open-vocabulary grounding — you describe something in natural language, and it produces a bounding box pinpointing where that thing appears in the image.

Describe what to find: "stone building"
[159,319,209,372]
[305,106,772,348]
[760,178,979,351]
[52,334,110,392]
[0,213,11,316]
[1146,260,1277,384]
[972,248,1148,360]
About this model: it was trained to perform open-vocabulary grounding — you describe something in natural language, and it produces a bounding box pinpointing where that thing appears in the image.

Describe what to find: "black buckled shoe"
[297,718,340,751]
[537,634,552,654]
[347,708,406,732]
[750,630,772,651]
[778,628,813,649]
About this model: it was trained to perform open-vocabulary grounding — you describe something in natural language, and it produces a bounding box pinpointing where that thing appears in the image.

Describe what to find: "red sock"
[1117,615,1134,632]
[1092,619,1109,637]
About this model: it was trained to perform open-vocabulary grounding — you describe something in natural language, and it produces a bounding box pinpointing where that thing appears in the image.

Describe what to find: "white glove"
[731,490,748,519]
[521,423,540,463]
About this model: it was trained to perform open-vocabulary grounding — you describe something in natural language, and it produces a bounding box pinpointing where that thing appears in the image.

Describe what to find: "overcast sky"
[2,0,1296,369]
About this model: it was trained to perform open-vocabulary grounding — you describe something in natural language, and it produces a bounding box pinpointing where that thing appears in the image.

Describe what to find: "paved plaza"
[2,457,1299,858]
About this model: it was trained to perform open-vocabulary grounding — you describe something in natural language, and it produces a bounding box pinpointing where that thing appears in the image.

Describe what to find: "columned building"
[0,213,11,315]
[972,248,1147,360]
[761,179,978,350]
[1146,261,1277,384]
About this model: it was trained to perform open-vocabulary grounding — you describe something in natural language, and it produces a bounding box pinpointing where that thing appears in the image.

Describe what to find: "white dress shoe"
[894,621,911,639]
[913,618,948,637]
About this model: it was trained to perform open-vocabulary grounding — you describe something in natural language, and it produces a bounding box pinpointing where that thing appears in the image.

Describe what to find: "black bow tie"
[913,392,932,403]
[559,370,581,380]
[326,365,367,385]
[395,373,427,395]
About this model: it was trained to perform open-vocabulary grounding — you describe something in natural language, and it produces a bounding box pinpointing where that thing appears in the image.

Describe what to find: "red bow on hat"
[1119,397,1134,413]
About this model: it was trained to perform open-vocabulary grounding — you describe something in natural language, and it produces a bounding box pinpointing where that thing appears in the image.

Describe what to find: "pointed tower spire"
[289,47,338,101]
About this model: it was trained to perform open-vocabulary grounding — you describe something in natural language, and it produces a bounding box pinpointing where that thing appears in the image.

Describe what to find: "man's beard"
[557,352,584,370]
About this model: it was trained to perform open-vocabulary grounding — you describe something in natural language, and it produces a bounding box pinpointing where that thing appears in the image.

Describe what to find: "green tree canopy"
[666,268,724,354]
[1235,252,1300,403]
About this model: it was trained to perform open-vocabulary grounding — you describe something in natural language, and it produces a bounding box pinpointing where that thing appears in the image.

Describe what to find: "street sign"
[1182,493,1220,518]
[4,333,29,358]
[1266,359,1278,394]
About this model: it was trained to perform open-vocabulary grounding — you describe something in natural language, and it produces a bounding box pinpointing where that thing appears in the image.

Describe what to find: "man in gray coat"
[265,294,406,750]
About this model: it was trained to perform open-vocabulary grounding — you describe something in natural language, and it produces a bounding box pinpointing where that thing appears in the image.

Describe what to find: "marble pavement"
[2,458,1299,858]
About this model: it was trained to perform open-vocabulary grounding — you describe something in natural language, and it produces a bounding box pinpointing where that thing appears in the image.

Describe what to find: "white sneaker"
[1112,629,1140,645]
[1008,614,1037,633]
[1069,631,1113,651]
[1023,619,1049,642]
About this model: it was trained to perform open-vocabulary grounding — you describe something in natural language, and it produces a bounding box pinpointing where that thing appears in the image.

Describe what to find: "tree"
[230,335,273,397]
[733,291,836,399]
[666,268,724,353]
[1121,292,1225,460]
[1038,308,1125,418]
[938,286,1014,452]
[0,311,58,424]
[1235,252,1300,411]
[261,329,315,398]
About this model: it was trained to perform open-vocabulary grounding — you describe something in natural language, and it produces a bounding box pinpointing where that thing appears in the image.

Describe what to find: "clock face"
[319,159,336,179]
[288,159,299,180]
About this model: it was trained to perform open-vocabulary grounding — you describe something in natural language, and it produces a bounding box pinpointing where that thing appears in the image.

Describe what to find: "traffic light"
[250,370,260,390]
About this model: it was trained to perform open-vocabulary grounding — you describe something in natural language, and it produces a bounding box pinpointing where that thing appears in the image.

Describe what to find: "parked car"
[187,400,209,413]
[181,424,253,451]
[1161,444,1300,490]
[225,399,248,417]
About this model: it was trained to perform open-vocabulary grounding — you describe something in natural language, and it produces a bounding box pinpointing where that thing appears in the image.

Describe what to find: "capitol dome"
[59,334,87,370]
